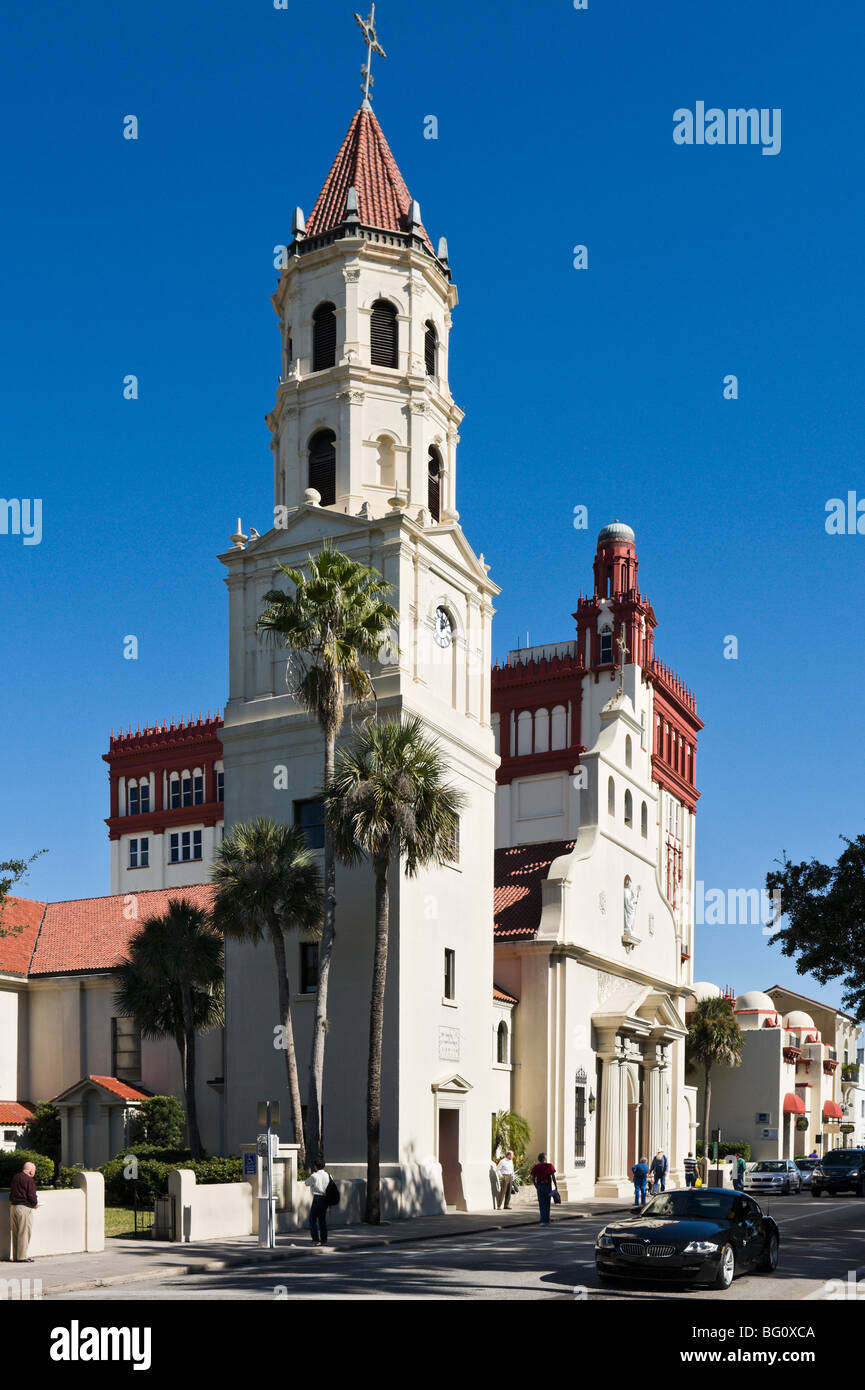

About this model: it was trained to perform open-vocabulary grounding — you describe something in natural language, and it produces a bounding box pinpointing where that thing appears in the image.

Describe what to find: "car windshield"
[822,1151,864,1166]
[754,1161,787,1172]
[642,1190,737,1222]
[796,1160,817,1170]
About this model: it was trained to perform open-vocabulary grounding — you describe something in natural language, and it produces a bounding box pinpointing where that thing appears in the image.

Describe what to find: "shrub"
[100,1153,243,1205]
[134,1095,186,1149]
[696,1140,751,1161]
[58,1166,85,1189]
[23,1102,61,1164]
[110,1143,192,1164]
[178,1157,243,1185]
[0,1149,54,1188]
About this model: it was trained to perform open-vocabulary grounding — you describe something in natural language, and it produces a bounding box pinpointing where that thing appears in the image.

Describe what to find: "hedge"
[0,1149,54,1188]
[100,1154,244,1206]
[696,1140,751,1161]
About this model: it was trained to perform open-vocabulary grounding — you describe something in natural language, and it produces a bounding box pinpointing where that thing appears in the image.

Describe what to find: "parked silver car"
[744,1159,802,1195]
[795,1158,819,1190]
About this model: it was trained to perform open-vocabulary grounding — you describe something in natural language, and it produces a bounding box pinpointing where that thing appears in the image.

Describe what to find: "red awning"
[823,1101,843,1120]
[783,1092,806,1115]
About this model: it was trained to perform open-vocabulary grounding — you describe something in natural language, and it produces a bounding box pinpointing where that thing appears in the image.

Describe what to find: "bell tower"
[220,12,500,1214]
[268,101,462,524]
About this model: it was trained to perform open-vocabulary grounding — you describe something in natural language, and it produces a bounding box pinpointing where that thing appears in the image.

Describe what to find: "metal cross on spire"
[616,623,629,696]
[355,5,386,104]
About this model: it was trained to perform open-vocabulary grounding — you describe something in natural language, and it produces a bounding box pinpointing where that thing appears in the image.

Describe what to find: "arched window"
[181,772,192,808]
[624,789,633,827]
[370,299,398,367]
[599,629,613,664]
[424,320,437,376]
[534,707,550,754]
[551,704,567,750]
[427,446,442,521]
[497,1021,509,1065]
[641,801,648,838]
[517,710,533,756]
[308,429,336,506]
[169,773,181,810]
[312,302,336,372]
[608,777,615,816]
[625,735,632,768]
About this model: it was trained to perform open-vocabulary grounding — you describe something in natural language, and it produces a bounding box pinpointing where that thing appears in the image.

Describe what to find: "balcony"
[824,1059,839,1075]
[841,1062,862,1085]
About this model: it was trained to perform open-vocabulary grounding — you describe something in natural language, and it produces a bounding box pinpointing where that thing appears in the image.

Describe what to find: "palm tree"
[257,545,398,1169]
[686,996,745,1182]
[326,715,465,1223]
[114,899,224,1159]
[211,818,323,1168]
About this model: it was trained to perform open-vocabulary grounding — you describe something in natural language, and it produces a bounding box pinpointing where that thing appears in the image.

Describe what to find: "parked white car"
[744,1159,802,1195]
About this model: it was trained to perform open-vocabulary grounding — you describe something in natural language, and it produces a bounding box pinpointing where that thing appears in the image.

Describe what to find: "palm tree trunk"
[308,727,337,1169]
[702,1064,712,1184]
[269,922,306,1170]
[181,986,203,1160]
[365,854,390,1224]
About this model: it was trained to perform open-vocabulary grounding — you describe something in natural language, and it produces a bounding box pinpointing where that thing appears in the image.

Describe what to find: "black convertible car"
[595,1188,780,1290]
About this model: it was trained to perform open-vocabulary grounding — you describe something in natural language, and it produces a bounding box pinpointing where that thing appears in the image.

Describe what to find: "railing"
[842,1062,862,1084]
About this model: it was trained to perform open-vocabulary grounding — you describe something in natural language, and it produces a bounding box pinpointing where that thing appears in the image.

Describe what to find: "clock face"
[433,607,454,649]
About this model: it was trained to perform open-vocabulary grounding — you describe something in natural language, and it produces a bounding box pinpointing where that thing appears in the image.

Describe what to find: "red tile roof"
[0,896,46,976]
[306,105,433,252]
[494,841,576,940]
[27,885,217,976]
[0,1102,35,1124]
[493,985,519,1005]
[89,1075,152,1102]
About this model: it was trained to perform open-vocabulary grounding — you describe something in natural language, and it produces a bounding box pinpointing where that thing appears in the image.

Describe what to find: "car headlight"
[683,1240,719,1254]
[596,1234,614,1249]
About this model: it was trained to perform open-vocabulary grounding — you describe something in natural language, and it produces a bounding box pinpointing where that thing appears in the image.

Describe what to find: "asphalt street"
[50,1194,865,1301]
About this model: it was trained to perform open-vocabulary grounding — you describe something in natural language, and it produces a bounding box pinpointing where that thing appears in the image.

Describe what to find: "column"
[597,1039,627,1189]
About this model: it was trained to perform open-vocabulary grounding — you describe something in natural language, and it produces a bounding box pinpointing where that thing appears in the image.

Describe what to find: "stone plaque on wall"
[438,1026,460,1061]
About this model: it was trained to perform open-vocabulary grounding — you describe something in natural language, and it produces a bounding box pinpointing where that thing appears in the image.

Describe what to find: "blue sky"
[1,0,863,1020]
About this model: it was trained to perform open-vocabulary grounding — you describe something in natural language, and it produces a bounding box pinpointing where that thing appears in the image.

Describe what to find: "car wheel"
[783,1181,790,1194]
[757,1232,779,1273]
[812,1187,822,1198]
[858,1181,865,1198]
[713,1243,736,1290]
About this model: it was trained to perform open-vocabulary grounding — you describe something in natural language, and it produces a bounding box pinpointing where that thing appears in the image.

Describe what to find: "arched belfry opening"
[308,429,336,506]
[428,446,442,521]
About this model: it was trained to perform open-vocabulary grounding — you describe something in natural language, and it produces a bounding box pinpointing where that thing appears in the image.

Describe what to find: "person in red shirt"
[9,1161,40,1262]
[529,1152,558,1225]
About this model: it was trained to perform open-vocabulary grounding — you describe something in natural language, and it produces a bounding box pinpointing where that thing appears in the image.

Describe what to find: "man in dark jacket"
[650,1151,668,1194]
[9,1161,40,1262]
[632,1156,648,1206]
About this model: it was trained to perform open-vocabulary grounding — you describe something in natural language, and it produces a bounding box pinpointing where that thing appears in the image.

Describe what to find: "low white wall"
[168,1169,253,1243]
[0,1171,104,1258]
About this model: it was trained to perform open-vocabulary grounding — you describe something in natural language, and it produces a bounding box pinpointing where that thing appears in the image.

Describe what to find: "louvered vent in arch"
[370,300,398,368]
[308,429,336,506]
[312,303,336,372]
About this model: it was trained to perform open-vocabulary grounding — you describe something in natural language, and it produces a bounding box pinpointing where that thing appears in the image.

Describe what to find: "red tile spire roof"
[305,104,434,253]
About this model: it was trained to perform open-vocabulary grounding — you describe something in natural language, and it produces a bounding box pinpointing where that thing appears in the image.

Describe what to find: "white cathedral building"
[0,84,705,1208]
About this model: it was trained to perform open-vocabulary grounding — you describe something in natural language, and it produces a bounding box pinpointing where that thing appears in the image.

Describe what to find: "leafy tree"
[257,544,398,1169]
[211,818,323,1168]
[0,850,47,938]
[766,836,865,1017]
[327,715,464,1223]
[24,1102,61,1173]
[114,899,224,1160]
[133,1095,186,1149]
[686,996,745,1182]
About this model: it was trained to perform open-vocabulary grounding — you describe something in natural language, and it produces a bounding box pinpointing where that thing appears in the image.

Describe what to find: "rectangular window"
[182,776,192,809]
[294,798,325,850]
[300,942,318,994]
[128,837,149,869]
[128,784,139,816]
[170,778,181,810]
[193,774,204,806]
[4,1130,18,1143]
[140,782,150,813]
[444,948,456,1000]
[574,1070,587,1166]
[599,631,613,664]
[112,1016,142,1083]
[169,830,202,864]
[216,770,224,803]
[446,817,460,865]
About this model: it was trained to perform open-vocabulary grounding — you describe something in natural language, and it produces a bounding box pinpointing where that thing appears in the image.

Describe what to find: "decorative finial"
[355,5,386,105]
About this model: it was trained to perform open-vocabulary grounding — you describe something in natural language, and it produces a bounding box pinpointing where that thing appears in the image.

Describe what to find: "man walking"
[530,1152,557,1225]
[683,1152,698,1187]
[734,1154,747,1191]
[304,1160,332,1247]
[496,1150,516,1210]
[9,1161,40,1262]
[632,1155,648,1206]
[650,1150,668,1194]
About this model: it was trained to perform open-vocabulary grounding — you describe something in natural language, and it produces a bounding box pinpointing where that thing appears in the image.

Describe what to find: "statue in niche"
[623,875,641,935]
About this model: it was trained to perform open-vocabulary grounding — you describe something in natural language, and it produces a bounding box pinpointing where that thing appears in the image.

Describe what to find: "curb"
[42,1205,627,1296]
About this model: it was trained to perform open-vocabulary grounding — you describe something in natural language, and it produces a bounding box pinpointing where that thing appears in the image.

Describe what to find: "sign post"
[256,1100,280,1249]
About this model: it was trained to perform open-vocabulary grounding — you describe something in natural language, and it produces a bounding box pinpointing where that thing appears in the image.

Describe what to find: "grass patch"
[105,1206,154,1238]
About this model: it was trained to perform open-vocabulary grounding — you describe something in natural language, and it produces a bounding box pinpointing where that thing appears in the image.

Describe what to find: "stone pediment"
[431,1072,473,1095]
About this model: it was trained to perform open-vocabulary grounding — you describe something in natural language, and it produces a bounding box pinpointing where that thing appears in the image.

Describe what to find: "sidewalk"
[5,1199,629,1297]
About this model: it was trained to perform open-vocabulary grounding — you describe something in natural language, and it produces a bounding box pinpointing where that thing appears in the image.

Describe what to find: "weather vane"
[355,5,386,104]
